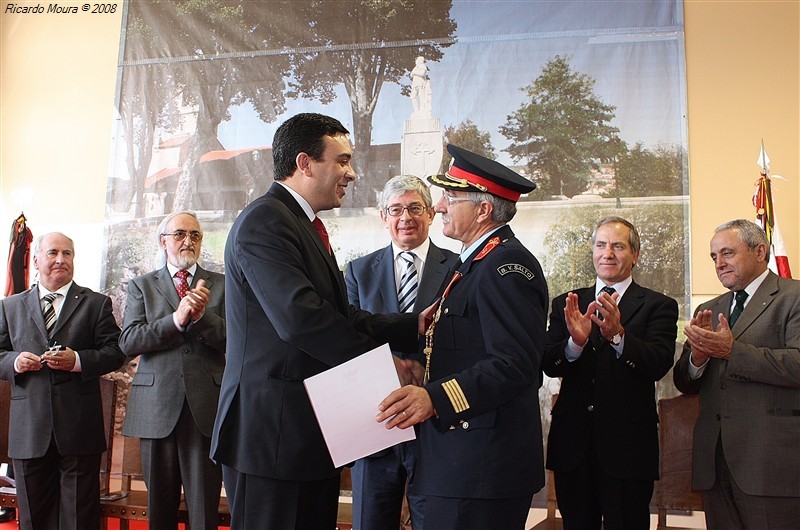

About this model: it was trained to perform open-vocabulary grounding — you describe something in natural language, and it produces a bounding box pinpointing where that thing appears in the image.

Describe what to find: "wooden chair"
[655,394,704,530]
[529,393,562,530]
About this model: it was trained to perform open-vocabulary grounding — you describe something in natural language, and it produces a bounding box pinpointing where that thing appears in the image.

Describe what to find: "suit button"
[444,308,449,314]
[587,405,594,412]
[720,383,727,390]
[461,421,469,429]
[715,414,721,420]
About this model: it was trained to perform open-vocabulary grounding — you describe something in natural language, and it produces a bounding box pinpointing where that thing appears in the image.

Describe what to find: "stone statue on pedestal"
[402,56,443,178]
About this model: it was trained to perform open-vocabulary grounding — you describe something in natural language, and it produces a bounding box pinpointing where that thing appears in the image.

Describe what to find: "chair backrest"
[656,393,703,527]
[99,377,117,495]
[0,382,10,467]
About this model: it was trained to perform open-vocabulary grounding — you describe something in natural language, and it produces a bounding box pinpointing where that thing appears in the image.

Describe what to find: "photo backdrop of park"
[101,0,691,479]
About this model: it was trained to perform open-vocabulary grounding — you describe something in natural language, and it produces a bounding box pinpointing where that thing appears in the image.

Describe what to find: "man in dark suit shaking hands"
[0,232,125,530]
[675,219,800,529]
[543,216,678,530]
[345,175,458,529]
[120,211,225,530]
[211,113,421,530]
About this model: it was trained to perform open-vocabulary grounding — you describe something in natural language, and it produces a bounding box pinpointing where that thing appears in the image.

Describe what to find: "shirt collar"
[39,281,72,300]
[392,238,431,265]
[460,226,503,263]
[595,276,633,301]
[738,268,770,304]
[276,181,315,222]
[166,262,198,278]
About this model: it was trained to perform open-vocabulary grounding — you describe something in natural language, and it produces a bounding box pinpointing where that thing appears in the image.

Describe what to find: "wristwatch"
[609,328,624,346]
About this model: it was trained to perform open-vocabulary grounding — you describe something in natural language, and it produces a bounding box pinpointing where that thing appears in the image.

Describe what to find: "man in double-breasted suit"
[378,145,548,530]
[210,113,420,530]
[0,232,125,530]
[675,219,800,529]
[120,211,225,530]
[543,216,678,530]
[345,175,458,529]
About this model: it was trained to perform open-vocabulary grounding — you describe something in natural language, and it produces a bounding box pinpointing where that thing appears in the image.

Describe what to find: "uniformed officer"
[377,144,548,530]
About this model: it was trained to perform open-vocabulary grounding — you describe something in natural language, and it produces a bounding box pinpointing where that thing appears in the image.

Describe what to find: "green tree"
[442,119,495,169]
[282,0,457,206]
[500,55,619,198]
[613,143,687,197]
[542,204,688,304]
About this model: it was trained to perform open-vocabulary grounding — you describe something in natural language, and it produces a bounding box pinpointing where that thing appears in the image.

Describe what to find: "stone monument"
[401,56,444,178]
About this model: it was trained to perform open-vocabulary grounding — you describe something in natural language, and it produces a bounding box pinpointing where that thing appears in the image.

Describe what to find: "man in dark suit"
[345,174,458,529]
[0,232,125,530]
[120,211,225,530]
[378,145,548,530]
[210,113,421,530]
[542,216,678,530]
[675,219,800,529]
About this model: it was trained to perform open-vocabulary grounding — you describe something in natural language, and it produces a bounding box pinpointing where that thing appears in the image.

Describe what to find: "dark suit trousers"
[704,437,800,530]
[222,465,339,530]
[553,442,653,530]
[13,437,101,530]
[421,494,532,530]
[140,400,222,530]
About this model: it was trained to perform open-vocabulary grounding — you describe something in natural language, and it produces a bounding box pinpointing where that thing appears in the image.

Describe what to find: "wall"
[1,0,799,299]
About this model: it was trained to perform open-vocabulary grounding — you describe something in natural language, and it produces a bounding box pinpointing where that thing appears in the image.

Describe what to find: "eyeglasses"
[162,230,203,242]
[385,204,428,217]
[442,194,473,206]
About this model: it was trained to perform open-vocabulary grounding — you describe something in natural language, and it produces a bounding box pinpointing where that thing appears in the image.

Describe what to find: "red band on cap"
[447,165,521,202]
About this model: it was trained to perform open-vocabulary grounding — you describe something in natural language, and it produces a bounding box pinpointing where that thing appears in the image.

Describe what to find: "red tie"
[175,269,190,298]
[312,217,331,254]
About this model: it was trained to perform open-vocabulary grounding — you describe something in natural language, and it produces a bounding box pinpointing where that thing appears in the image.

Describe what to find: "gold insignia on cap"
[430,173,470,189]
[445,170,488,192]
[442,379,470,413]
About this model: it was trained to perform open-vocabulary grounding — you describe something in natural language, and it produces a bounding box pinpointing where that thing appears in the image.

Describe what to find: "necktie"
[397,251,418,313]
[729,290,748,326]
[312,217,331,254]
[42,293,59,337]
[596,286,616,318]
[175,269,190,299]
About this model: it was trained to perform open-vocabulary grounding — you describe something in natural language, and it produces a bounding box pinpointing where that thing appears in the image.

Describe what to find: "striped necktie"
[397,251,418,313]
[42,293,59,337]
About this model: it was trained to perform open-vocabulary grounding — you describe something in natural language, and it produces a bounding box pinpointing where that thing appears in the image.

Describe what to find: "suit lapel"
[269,183,349,312]
[156,267,181,310]
[731,272,778,338]
[372,246,397,313]
[618,281,645,326]
[52,283,85,337]
[416,244,452,313]
[23,288,49,339]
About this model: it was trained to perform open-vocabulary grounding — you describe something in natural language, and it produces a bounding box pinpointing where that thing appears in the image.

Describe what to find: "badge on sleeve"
[497,263,535,280]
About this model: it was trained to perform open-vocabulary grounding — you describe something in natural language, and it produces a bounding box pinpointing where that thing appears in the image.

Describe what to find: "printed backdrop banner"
[102,0,691,423]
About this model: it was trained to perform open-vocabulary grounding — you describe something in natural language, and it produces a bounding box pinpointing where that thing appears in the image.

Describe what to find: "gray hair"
[465,192,517,224]
[33,232,75,254]
[154,211,200,268]
[591,216,641,254]
[715,219,770,260]
[378,175,433,211]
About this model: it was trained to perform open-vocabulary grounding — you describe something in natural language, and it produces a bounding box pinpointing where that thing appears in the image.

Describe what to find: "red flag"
[5,213,34,296]
[753,145,791,278]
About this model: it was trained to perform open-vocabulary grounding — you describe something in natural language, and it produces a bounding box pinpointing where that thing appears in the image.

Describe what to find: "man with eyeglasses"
[377,145,548,529]
[120,211,225,530]
[345,174,458,529]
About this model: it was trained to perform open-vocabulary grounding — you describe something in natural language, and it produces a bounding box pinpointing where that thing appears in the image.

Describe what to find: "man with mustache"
[211,113,421,530]
[675,219,800,529]
[120,211,226,530]
[0,232,125,530]
[377,145,548,529]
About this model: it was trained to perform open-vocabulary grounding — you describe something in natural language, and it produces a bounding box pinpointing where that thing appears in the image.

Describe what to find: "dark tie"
[397,251,418,313]
[42,293,59,337]
[175,269,190,298]
[729,290,749,326]
[596,286,616,318]
[312,217,331,254]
